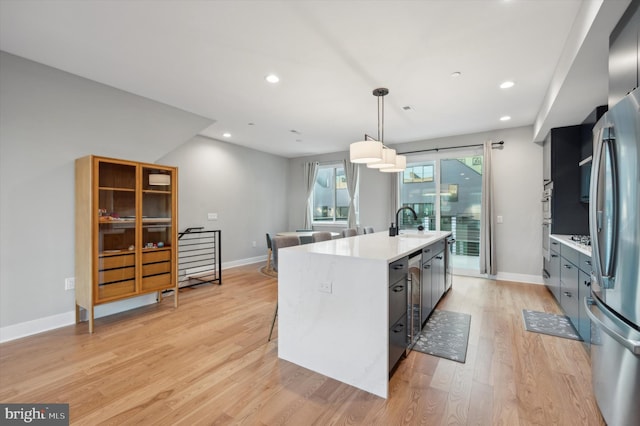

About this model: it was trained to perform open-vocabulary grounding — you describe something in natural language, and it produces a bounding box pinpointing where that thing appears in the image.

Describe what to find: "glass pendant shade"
[380,155,407,173]
[367,148,396,169]
[350,140,383,164]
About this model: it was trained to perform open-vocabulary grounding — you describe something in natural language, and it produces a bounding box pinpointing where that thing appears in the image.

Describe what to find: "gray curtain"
[480,140,496,275]
[343,159,359,229]
[303,162,318,229]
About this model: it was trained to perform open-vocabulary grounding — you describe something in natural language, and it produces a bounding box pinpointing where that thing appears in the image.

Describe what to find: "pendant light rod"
[373,88,388,143]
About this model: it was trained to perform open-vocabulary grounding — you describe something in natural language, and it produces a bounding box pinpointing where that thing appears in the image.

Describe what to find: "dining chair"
[265,233,273,272]
[364,226,375,234]
[269,235,301,341]
[342,228,357,238]
[312,231,333,242]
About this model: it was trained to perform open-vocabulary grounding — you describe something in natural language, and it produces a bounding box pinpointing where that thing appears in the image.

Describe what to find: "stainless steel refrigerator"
[587,87,640,426]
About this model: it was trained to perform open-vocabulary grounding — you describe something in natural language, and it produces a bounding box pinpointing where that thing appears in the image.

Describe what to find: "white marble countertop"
[282,230,451,263]
[551,234,592,256]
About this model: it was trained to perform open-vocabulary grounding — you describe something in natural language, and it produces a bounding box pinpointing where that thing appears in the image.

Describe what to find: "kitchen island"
[277,230,451,398]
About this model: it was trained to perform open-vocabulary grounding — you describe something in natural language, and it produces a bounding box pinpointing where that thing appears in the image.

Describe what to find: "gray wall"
[0,52,212,331]
[0,51,543,340]
[157,135,290,264]
[288,126,543,281]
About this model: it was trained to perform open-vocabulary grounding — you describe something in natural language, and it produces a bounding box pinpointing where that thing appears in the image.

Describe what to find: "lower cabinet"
[556,241,592,344]
[421,240,446,325]
[547,240,561,301]
[388,257,408,371]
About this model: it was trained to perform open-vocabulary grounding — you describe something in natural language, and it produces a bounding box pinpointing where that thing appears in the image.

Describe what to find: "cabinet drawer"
[389,314,407,371]
[560,245,580,268]
[579,252,592,273]
[99,253,134,270]
[99,266,135,284]
[141,273,172,291]
[143,261,171,276]
[142,249,171,264]
[389,257,408,285]
[98,280,136,300]
[389,281,407,325]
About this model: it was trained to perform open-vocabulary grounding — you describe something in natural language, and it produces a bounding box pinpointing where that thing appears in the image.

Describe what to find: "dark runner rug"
[413,310,471,363]
[522,309,581,341]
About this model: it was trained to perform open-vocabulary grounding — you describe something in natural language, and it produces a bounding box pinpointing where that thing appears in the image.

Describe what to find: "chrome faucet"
[391,206,418,236]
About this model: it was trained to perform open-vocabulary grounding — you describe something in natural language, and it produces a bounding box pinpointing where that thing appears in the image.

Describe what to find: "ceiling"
[0,1,630,158]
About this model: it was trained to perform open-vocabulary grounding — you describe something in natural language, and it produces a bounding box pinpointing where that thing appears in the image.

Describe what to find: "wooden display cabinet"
[75,155,178,332]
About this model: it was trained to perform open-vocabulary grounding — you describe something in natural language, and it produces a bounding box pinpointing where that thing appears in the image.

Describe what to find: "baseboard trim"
[0,311,76,343]
[0,255,269,343]
[495,272,544,285]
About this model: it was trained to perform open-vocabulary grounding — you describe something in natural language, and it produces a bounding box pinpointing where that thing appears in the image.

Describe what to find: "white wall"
[0,52,212,336]
[287,126,543,282]
[157,135,290,264]
[0,50,543,342]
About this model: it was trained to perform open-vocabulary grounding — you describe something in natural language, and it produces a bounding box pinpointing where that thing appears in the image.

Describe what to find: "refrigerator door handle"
[590,128,618,288]
[585,297,640,355]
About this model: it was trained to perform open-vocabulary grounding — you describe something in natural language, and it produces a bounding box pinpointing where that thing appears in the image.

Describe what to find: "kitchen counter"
[277,230,450,398]
[550,234,592,256]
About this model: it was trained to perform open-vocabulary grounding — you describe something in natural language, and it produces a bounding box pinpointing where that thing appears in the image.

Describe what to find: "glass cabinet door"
[96,160,137,300]
[140,167,173,291]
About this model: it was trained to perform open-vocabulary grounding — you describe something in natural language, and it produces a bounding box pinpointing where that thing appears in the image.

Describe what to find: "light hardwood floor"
[0,264,605,425]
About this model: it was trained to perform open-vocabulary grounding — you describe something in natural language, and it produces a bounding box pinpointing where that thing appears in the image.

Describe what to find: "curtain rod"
[398,140,504,155]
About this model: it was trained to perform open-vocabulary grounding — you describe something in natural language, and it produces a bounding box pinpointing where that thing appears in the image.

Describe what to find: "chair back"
[312,232,333,243]
[342,228,357,238]
[364,227,374,234]
[271,235,301,272]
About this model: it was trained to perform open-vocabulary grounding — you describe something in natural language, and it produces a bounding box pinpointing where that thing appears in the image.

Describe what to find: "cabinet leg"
[88,307,94,333]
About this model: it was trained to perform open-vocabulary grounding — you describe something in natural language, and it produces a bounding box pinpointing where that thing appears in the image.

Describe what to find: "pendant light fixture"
[349,88,406,172]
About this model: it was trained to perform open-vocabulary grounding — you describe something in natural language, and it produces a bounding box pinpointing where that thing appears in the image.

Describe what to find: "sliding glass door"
[399,149,483,273]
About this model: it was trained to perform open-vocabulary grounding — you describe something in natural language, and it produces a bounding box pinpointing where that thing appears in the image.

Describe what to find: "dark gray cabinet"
[388,257,408,371]
[544,126,589,235]
[577,252,593,346]
[560,245,580,332]
[420,258,432,321]
[556,243,592,344]
[547,239,561,301]
[421,239,446,325]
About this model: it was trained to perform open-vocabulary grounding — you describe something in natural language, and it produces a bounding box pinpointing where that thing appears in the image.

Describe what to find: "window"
[313,164,350,222]
[399,150,482,272]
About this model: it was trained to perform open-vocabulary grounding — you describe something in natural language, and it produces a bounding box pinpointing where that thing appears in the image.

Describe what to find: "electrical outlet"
[207,212,218,220]
[497,215,504,224]
[319,281,332,294]
[252,241,257,247]
[65,277,75,291]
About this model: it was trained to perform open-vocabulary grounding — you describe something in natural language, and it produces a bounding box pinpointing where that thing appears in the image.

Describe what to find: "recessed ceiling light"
[223,132,231,138]
[500,116,511,121]
[265,74,280,83]
[500,81,515,89]
[451,71,462,78]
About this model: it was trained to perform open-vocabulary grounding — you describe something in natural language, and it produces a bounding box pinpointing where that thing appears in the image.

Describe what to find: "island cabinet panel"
[277,231,451,399]
[388,257,408,371]
[421,240,446,322]
[75,155,178,333]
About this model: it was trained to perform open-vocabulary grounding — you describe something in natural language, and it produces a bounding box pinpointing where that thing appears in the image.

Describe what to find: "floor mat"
[413,310,471,363]
[522,309,581,341]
